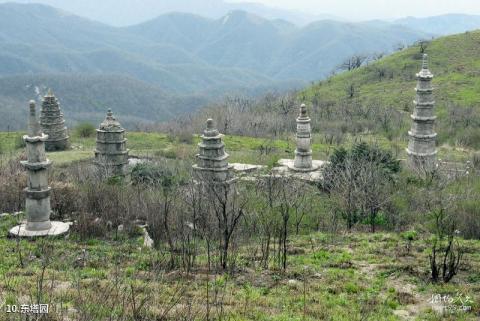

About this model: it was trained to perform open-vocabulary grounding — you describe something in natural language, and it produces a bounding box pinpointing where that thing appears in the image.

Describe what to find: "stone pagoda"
[407,54,438,171]
[9,101,70,237]
[290,103,319,172]
[193,119,234,184]
[275,103,325,183]
[40,89,70,151]
[94,109,129,177]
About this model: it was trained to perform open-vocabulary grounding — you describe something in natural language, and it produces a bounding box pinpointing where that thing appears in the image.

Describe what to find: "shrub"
[75,122,96,138]
[15,135,26,149]
[472,152,480,170]
[155,148,177,159]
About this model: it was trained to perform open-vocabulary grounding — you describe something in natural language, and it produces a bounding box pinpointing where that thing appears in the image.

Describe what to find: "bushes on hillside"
[74,122,96,138]
[322,142,400,232]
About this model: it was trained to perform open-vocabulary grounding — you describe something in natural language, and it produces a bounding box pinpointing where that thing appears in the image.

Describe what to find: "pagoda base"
[9,221,70,238]
[45,137,70,152]
[280,159,322,172]
[273,159,326,183]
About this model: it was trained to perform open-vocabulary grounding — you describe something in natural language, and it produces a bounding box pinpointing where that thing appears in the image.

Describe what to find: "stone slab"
[273,159,327,183]
[9,221,71,238]
[230,163,266,173]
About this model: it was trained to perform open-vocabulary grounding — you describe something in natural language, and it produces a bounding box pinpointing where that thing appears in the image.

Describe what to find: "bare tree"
[422,175,464,283]
[338,54,368,72]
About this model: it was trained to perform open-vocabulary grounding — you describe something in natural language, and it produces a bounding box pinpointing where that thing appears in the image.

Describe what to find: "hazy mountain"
[0,0,336,26]
[0,3,282,94]
[0,74,209,131]
[128,11,429,80]
[395,14,480,35]
[0,3,430,129]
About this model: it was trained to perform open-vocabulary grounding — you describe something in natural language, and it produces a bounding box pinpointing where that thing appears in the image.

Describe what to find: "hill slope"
[127,11,429,81]
[302,30,480,150]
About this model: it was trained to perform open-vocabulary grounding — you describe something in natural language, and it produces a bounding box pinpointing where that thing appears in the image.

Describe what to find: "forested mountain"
[0,0,331,26]
[126,11,429,81]
[0,3,431,130]
[0,74,209,131]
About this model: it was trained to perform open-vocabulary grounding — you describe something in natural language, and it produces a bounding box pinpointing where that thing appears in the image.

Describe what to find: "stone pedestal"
[193,119,234,184]
[40,90,70,151]
[9,101,70,237]
[407,54,438,172]
[94,109,129,177]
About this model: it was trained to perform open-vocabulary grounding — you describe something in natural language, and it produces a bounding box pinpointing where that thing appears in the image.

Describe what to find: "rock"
[117,224,124,232]
[143,228,154,248]
[393,310,410,318]
[287,279,300,289]
[287,247,306,255]
[0,213,10,218]
[74,249,88,268]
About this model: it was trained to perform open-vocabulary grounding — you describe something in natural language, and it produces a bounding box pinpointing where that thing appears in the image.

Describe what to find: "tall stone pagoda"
[9,101,69,237]
[193,119,234,184]
[40,89,70,151]
[407,54,438,171]
[290,104,319,172]
[94,109,129,177]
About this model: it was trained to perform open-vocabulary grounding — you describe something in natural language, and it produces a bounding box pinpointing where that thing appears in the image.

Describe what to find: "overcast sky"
[228,0,480,20]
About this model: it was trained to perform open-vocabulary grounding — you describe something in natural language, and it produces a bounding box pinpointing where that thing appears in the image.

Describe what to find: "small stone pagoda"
[275,103,325,183]
[407,54,438,171]
[9,101,69,237]
[94,109,129,177]
[193,119,234,184]
[290,103,319,172]
[40,89,70,151]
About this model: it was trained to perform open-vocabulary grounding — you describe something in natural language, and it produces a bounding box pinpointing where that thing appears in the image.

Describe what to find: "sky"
[228,0,480,20]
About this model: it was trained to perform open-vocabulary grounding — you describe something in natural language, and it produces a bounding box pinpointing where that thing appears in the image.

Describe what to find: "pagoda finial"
[46,88,54,97]
[29,100,36,114]
[422,54,428,70]
[99,108,121,131]
[28,100,41,137]
[206,118,214,130]
[300,103,307,117]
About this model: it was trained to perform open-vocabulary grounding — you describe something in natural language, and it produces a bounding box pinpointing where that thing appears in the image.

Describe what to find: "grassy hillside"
[301,30,480,152]
[0,213,479,320]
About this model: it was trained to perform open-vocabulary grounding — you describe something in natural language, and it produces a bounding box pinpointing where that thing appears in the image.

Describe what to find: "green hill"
[301,30,480,152]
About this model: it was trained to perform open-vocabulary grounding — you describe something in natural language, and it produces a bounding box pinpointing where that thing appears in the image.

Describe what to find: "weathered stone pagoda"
[94,109,129,177]
[9,101,70,237]
[193,119,234,184]
[275,103,325,183]
[40,89,70,151]
[290,103,319,172]
[407,54,438,171]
